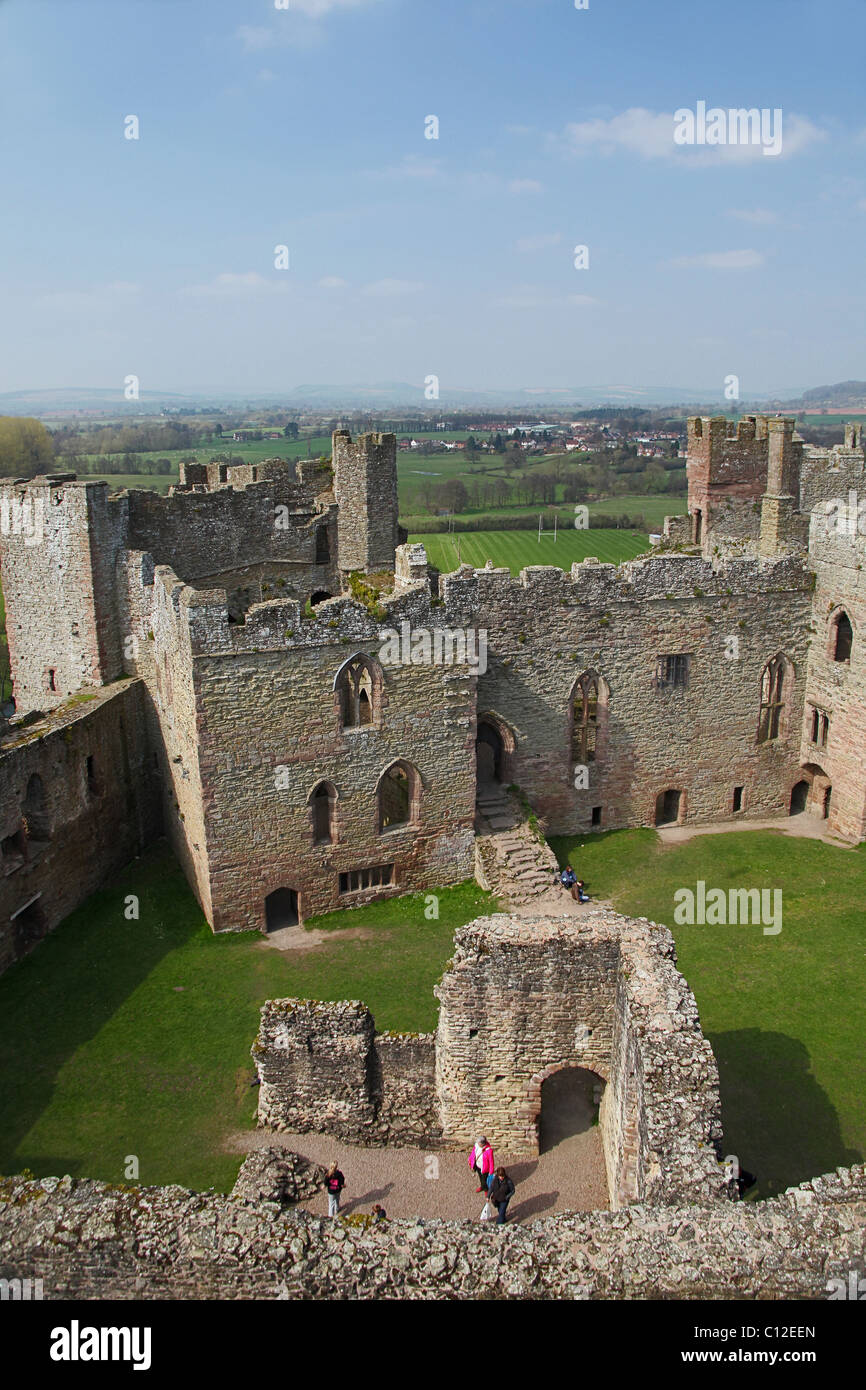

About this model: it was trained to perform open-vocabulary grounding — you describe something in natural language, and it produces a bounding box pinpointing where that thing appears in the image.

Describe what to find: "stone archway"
[538,1065,605,1152]
[475,714,515,785]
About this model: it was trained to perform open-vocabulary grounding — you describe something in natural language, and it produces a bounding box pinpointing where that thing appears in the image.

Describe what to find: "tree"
[0,417,54,478]
[439,479,469,513]
[283,421,299,439]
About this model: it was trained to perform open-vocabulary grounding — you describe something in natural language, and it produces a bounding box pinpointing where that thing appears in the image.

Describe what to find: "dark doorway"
[539,1066,603,1153]
[694,509,703,544]
[476,720,504,783]
[12,898,46,956]
[655,788,682,826]
[823,785,832,819]
[315,527,331,565]
[311,590,332,607]
[789,780,809,815]
[264,888,298,932]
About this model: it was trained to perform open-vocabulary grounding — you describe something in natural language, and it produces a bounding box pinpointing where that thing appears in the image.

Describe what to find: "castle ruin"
[1,418,865,968]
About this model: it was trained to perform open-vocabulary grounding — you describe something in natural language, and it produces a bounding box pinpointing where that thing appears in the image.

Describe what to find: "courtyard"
[0,826,863,1203]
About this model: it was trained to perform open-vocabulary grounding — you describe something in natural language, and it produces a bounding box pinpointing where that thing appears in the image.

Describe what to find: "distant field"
[410,527,650,575]
[87,473,176,493]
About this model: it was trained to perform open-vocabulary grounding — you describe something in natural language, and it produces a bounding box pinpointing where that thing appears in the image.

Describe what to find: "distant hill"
[798,381,866,408]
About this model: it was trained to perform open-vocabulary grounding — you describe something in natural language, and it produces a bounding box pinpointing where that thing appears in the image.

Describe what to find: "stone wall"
[2,1163,864,1300]
[0,476,125,716]
[0,680,160,974]
[442,550,811,836]
[170,577,477,931]
[800,511,866,840]
[255,999,439,1146]
[126,480,339,601]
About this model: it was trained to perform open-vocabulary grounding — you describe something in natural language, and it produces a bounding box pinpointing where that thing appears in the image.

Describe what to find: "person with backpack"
[468,1137,495,1193]
[488,1168,516,1225]
[325,1162,346,1216]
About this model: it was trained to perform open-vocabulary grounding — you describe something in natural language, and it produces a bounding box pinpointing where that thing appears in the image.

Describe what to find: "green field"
[550,828,866,1198]
[0,844,496,1192]
[410,527,651,574]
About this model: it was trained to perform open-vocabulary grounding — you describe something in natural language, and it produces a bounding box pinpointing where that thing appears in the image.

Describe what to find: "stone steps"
[473,785,560,907]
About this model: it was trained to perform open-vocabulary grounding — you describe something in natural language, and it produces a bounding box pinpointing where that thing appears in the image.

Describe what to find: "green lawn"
[549,827,866,1198]
[410,527,650,575]
[0,843,496,1192]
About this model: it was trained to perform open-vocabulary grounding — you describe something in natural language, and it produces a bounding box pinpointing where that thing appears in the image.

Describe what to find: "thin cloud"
[560,108,825,162]
[671,249,765,269]
[180,272,291,297]
[236,0,383,51]
[317,276,348,289]
[508,178,544,194]
[360,278,425,297]
[516,232,561,252]
[493,286,598,310]
[727,208,777,225]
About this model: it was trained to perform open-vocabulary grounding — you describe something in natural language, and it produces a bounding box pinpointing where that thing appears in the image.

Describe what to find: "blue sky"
[0,0,863,397]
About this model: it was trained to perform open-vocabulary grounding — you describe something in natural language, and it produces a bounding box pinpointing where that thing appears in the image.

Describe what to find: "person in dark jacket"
[325,1162,346,1216]
[488,1167,515,1225]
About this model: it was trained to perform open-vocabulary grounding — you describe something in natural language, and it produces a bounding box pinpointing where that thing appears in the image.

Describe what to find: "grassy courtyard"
[550,827,866,1197]
[1,825,863,1201]
[0,843,495,1193]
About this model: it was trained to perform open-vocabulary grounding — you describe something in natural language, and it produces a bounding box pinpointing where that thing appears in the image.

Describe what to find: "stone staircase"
[474,783,560,906]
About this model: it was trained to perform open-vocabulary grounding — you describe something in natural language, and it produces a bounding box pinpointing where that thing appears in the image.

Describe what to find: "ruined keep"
[2,417,866,969]
[253,911,726,1211]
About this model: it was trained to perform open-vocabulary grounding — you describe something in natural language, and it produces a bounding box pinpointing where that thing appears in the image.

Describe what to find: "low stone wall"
[254,999,440,1147]
[1,1165,864,1300]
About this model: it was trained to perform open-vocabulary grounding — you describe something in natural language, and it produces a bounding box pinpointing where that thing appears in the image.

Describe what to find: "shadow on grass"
[0,841,206,1176]
[710,1028,863,1200]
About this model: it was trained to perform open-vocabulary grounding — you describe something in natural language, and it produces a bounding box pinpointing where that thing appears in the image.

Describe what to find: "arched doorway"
[311,590,332,607]
[538,1066,604,1152]
[789,780,809,815]
[655,788,682,826]
[476,721,503,783]
[265,888,298,931]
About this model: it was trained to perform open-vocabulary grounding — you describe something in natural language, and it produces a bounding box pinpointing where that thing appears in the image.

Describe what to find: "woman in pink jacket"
[468,1137,495,1193]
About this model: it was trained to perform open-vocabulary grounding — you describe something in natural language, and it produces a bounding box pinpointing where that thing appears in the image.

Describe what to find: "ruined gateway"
[1,419,866,1297]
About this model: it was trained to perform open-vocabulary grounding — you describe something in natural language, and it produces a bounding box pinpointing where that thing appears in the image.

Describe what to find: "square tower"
[332,430,399,575]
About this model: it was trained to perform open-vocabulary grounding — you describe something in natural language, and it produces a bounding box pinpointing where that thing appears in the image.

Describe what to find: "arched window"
[832,610,853,663]
[570,672,607,767]
[336,655,381,730]
[757,655,788,744]
[378,761,421,833]
[310,781,336,846]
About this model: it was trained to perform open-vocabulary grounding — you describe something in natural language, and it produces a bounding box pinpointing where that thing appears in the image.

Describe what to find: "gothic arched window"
[757,655,789,744]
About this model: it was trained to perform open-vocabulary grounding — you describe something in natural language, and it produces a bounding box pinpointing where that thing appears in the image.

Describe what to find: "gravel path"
[227,1112,608,1225]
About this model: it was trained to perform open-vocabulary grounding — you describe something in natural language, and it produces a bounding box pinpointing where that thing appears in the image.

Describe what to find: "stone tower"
[0,475,123,715]
[332,430,400,576]
[759,417,803,557]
